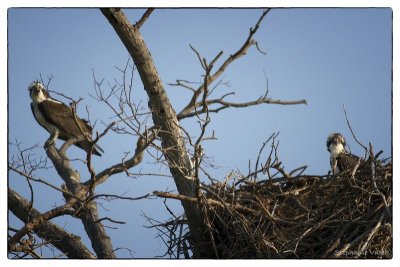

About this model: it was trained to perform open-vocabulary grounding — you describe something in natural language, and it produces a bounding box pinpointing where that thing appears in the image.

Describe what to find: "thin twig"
[343,104,368,155]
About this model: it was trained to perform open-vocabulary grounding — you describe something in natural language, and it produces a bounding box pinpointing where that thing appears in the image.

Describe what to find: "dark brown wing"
[337,153,362,172]
[37,100,93,140]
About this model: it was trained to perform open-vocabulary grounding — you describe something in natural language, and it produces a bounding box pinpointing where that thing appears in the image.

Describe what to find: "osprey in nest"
[326,133,361,174]
[29,81,104,156]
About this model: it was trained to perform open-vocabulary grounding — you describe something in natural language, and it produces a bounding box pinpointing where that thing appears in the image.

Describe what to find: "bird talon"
[45,139,55,148]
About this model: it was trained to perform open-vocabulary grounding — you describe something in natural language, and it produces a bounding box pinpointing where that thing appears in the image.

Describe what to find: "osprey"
[28,81,103,156]
[326,133,360,174]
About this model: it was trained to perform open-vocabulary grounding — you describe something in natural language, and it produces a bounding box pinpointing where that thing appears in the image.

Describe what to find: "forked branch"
[178,9,306,120]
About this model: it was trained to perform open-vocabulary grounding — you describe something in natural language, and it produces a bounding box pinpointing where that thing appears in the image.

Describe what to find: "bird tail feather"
[93,143,104,156]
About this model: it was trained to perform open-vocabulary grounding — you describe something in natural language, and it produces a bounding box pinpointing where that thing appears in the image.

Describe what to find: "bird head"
[326,132,346,156]
[28,81,51,103]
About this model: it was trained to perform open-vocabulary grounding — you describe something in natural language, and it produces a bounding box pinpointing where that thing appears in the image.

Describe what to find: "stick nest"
[201,159,392,258]
[152,138,392,259]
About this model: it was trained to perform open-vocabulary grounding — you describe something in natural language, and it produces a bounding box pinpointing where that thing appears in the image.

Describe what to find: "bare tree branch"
[8,189,96,258]
[88,130,153,187]
[135,8,155,29]
[178,9,271,118]
[8,189,79,253]
[177,9,306,121]
[153,190,257,215]
[8,165,78,200]
[343,104,368,156]
[168,79,198,93]
[178,94,307,120]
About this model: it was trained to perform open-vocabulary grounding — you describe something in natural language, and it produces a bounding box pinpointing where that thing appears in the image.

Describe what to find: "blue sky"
[7,8,392,258]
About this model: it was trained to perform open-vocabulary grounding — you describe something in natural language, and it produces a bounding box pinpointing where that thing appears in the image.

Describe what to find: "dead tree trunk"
[46,145,116,258]
[101,8,215,258]
[46,144,117,258]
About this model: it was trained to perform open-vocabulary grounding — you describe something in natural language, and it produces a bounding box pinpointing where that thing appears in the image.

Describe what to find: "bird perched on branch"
[326,133,361,174]
[28,81,104,156]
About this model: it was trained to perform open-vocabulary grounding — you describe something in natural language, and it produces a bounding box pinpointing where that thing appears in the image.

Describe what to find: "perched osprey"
[326,133,360,174]
[29,81,103,156]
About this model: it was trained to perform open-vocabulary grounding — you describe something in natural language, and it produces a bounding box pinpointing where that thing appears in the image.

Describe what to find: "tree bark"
[8,188,96,259]
[101,8,215,258]
[78,201,116,258]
